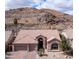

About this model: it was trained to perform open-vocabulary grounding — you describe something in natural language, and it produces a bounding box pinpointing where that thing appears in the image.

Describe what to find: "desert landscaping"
[5,7,73,59]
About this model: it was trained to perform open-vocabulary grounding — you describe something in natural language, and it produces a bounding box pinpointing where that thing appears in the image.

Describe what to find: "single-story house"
[12,30,61,51]
[5,31,14,51]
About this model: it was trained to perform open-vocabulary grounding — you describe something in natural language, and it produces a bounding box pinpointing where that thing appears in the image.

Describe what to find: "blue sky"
[6,0,73,15]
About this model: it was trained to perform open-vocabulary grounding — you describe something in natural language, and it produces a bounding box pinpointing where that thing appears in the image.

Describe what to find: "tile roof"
[13,30,61,44]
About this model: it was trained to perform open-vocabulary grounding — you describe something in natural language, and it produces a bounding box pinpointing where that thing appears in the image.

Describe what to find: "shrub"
[38,49,44,56]
[60,34,72,51]
[60,34,73,56]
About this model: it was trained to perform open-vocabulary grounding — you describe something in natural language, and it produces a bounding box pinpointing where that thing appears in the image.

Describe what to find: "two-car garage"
[13,44,37,51]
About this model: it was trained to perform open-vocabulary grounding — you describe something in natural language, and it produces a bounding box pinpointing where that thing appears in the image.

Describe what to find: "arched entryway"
[51,43,58,50]
[38,38,44,51]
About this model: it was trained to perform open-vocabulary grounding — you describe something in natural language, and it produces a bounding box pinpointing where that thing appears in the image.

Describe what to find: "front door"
[38,38,43,51]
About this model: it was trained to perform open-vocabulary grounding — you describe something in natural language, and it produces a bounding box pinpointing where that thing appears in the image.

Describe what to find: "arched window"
[51,43,58,50]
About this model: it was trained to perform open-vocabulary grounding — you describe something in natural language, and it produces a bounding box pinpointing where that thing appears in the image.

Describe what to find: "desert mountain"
[5,7,73,31]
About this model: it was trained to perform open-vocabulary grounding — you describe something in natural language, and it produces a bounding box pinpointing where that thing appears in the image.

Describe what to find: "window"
[51,43,58,50]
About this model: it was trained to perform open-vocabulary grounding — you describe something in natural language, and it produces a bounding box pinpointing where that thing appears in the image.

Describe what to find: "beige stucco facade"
[47,38,61,51]
[12,30,61,52]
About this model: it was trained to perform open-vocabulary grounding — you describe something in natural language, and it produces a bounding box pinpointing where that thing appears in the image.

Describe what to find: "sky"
[6,0,73,15]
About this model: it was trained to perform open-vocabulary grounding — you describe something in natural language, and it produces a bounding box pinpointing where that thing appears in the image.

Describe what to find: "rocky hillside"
[5,7,73,31]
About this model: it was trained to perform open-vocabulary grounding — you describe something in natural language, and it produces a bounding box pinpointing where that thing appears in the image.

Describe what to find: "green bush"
[60,34,73,56]
[38,49,44,56]
[60,34,71,51]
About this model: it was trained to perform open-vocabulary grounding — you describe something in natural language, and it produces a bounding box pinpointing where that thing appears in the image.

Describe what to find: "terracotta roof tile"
[13,30,61,44]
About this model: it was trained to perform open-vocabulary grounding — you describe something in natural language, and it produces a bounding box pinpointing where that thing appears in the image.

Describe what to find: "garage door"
[14,44,27,51]
[29,44,36,51]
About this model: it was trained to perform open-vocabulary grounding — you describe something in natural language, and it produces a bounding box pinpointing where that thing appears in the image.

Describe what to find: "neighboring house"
[12,30,61,52]
[5,31,14,51]
[61,29,73,47]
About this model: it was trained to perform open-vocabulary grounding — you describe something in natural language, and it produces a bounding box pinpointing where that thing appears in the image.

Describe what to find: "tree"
[60,34,71,51]
[14,18,18,25]
[60,34,73,56]
[13,18,18,36]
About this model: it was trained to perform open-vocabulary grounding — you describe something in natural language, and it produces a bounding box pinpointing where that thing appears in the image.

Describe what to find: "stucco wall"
[47,39,60,51]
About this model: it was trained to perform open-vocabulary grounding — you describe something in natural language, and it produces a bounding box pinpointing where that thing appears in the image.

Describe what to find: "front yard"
[36,51,72,59]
